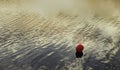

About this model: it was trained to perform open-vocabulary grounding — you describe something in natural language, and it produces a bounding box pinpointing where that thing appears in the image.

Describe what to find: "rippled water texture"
[0,0,120,70]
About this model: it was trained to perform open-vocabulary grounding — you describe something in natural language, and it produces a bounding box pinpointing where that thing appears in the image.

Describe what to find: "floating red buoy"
[75,43,84,58]
[76,44,84,52]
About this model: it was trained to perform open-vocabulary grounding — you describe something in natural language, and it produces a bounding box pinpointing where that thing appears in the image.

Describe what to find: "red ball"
[76,44,84,52]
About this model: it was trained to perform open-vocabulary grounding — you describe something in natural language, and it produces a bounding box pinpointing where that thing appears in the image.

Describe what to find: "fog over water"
[0,0,120,70]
